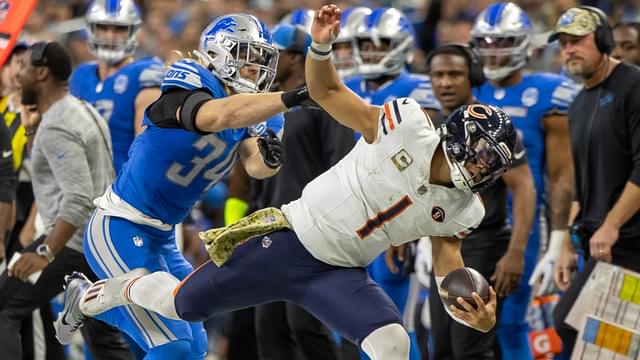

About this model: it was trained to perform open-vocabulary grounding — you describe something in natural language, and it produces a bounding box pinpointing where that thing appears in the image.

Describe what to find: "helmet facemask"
[87,22,140,65]
[355,35,414,79]
[443,118,513,192]
[472,34,529,81]
[197,32,278,94]
[332,39,360,78]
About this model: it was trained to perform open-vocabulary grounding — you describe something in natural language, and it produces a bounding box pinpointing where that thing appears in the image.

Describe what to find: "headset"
[30,41,50,66]
[580,6,614,54]
[426,44,485,87]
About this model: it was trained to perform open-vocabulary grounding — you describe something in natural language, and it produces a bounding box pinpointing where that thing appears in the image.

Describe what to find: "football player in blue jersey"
[69,0,164,173]
[54,13,311,359]
[471,3,579,359]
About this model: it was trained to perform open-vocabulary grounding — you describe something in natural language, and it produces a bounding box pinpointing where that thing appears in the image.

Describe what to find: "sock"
[127,271,181,320]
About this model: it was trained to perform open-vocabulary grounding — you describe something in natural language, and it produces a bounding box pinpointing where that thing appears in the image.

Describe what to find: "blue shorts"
[174,229,402,344]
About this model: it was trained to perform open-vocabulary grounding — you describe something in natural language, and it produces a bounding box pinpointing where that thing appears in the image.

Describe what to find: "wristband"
[308,42,332,61]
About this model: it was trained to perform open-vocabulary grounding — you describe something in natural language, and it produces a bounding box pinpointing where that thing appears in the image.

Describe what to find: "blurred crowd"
[18,0,640,77]
[5,1,640,360]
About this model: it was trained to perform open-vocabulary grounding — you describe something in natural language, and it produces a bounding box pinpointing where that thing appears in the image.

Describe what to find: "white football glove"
[528,230,565,296]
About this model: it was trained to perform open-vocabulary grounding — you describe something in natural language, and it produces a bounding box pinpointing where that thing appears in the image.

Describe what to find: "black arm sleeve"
[147,88,213,134]
[0,120,16,204]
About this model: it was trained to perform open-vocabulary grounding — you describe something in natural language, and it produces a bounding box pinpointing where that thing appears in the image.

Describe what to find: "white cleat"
[80,268,149,317]
[54,272,92,345]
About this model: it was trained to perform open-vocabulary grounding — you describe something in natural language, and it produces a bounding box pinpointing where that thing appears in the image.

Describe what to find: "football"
[440,267,490,311]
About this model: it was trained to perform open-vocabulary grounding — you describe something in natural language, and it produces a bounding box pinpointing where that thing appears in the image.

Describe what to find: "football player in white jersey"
[58,5,516,360]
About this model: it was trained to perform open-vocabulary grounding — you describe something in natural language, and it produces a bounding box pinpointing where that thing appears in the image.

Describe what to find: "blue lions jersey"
[70,57,164,173]
[475,72,580,203]
[345,71,441,110]
[112,59,284,224]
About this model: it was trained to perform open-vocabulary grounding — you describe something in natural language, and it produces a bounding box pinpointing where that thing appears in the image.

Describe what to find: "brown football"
[440,267,490,311]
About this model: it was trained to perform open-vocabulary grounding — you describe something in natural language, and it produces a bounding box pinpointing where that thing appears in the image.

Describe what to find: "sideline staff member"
[551,6,640,355]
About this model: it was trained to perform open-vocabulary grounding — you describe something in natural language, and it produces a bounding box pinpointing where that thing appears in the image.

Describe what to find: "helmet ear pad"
[579,6,614,54]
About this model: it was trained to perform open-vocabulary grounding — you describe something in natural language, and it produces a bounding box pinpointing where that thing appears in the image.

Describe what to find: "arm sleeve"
[0,120,16,204]
[39,125,95,227]
[147,88,213,130]
[625,81,640,186]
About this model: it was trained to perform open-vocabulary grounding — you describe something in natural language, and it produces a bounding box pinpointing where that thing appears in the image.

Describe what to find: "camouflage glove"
[199,207,291,266]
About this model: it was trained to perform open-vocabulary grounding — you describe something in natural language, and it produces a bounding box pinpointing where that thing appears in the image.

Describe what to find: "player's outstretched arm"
[191,92,288,133]
[306,5,380,143]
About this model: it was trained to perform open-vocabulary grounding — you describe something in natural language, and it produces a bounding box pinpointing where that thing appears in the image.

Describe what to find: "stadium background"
[7,0,640,359]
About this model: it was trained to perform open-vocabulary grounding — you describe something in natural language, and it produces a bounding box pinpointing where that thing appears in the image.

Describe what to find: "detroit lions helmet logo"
[211,17,238,34]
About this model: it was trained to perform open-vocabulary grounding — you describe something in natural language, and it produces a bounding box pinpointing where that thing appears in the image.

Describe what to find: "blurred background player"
[471,2,579,359]
[54,12,306,359]
[343,7,440,359]
[67,2,164,355]
[612,21,640,66]
[332,6,371,79]
[69,0,163,174]
[426,43,536,360]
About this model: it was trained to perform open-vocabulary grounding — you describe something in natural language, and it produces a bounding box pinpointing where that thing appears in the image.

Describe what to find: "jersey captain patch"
[391,149,413,171]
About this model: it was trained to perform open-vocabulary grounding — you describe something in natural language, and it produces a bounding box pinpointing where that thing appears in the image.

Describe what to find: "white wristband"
[308,42,332,61]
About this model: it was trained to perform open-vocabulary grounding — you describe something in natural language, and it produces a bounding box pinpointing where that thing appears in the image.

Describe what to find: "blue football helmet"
[471,2,532,81]
[279,9,315,34]
[196,13,279,94]
[354,7,415,79]
[439,104,516,192]
[85,0,142,64]
[332,7,371,78]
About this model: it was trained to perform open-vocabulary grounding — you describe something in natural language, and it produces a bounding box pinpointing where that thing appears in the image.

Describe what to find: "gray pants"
[0,245,133,360]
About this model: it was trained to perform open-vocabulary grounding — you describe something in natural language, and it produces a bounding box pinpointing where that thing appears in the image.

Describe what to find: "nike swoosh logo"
[402,99,409,105]
[514,150,525,160]
[2,150,11,158]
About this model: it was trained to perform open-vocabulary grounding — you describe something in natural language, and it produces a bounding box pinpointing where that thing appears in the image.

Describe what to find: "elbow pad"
[147,88,212,134]
[179,91,212,134]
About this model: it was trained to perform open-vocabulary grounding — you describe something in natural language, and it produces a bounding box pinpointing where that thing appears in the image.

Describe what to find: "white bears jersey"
[281,98,485,267]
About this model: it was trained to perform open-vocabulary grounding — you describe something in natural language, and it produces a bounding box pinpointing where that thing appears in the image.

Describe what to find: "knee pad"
[188,322,208,360]
[361,323,410,360]
[147,339,191,359]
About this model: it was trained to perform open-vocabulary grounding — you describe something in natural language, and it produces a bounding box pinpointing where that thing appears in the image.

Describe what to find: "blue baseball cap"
[271,24,311,56]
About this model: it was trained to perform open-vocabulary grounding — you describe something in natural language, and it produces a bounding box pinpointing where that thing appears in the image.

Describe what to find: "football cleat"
[79,268,149,317]
[54,272,92,345]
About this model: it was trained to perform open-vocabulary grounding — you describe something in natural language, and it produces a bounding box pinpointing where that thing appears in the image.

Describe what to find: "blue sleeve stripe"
[161,79,198,91]
[170,63,200,75]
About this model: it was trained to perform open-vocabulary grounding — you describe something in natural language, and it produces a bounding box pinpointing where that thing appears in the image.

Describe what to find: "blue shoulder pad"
[161,60,225,97]
[69,62,98,97]
[406,74,441,111]
[528,72,580,115]
[135,57,165,89]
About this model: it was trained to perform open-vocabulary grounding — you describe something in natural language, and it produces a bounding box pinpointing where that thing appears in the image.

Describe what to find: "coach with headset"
[425,44,536,360]
[551,6,640,355]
